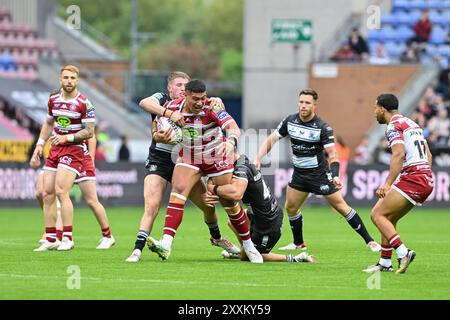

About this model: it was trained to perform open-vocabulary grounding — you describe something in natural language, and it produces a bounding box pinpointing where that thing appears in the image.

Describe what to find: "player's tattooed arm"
[74,122,95,142]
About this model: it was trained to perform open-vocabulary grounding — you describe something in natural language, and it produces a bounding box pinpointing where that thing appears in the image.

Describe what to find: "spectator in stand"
[95,141,107,162]
[373,138,391,166]
[431,93,447,113]
[118,135,130,162]
[409,9,432,44]
[412,112,430,139]
[400,42,421,64]
[353,135,370,165]
[331,44,357,62]
[348,28,369,61]
[369,42,391,65]
[415,97,435,120]
[436,59,450,100]
[335,136,350,181]
[427,109,450,145]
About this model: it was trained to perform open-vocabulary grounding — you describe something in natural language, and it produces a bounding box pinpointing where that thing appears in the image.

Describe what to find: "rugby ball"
[156,117,183,144]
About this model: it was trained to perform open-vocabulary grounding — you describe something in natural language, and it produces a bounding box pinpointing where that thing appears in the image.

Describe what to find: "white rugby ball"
[156,117,183,144]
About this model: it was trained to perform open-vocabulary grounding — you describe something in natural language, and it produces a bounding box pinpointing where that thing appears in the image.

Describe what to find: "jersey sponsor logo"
[214,159,230,170]
[57,116,71,127]
[86,108,95,118]
[183,127,199,139]
[216,111,229,120]
[387,130,400,142]
[287,123,321,142]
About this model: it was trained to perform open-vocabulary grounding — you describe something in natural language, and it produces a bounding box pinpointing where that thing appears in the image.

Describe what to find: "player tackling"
[364,93,434,274]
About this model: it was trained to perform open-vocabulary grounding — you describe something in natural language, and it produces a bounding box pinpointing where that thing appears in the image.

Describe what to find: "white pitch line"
[1,273,450,294]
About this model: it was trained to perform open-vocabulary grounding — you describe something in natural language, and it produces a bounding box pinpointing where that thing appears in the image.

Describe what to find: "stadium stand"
[0,6,59,81]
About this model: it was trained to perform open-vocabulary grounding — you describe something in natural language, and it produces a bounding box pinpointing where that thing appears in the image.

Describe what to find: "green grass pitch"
[0,206,449,300]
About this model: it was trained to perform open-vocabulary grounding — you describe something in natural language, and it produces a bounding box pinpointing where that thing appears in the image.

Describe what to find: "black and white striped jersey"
[233,155,281,233]
[276,113,335,172]
[147,92,172,161]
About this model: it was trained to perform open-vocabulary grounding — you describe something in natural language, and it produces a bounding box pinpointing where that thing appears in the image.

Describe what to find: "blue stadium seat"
[426,44,439,56]
[420,54,434,64]
[429,11,448,25]
[396,26,415,41]
[368,41,378,54]
[430,26,448,45]
[0,54,16,70]
[443,0,450,9]
[385,41,405,57]
[393,0,410,11]
[394,11,412,25]
[427,0,443,10]
[437,45,450,57]
[409,0,427,10]
[381,14,396,25]
[368,29,385,42]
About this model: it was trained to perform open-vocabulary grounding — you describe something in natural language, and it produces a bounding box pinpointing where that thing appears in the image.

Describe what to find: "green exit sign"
[272,19,313,43]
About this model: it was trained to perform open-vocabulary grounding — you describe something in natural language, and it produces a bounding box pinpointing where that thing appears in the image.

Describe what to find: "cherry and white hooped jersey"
[385,114,431,174]
[46,91,96,146]
[163,98,236,156]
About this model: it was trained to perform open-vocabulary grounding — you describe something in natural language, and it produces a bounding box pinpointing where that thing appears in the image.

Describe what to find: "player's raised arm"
[140,95,185,127]
[254,131,282,170]
[139,95,167,116]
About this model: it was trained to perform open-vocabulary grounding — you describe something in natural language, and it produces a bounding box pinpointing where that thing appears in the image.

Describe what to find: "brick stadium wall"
[309,63,420,157]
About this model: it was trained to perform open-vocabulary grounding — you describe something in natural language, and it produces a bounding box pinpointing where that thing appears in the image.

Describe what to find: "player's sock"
[228,207,251,241]
[102,227,112,238]
[379,244,393,267]
[134,229,149,251]
[163,201,185,238]
[206,221,221,240]
[161,234,174,248]
[288,211,304,245]
[345,209,373,243]
[388,233,408,258]
[286,254,295,263]
[45,227,57,243]
[56,229,63,241]
[63,226,73,241]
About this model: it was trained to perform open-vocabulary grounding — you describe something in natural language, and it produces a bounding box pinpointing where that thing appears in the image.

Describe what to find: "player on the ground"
[126,72,239,262]
[255,88,380,253]
[30,65,95,251]
[363,94,434,274]
[203,151,317,264]
[146,79,263,263]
